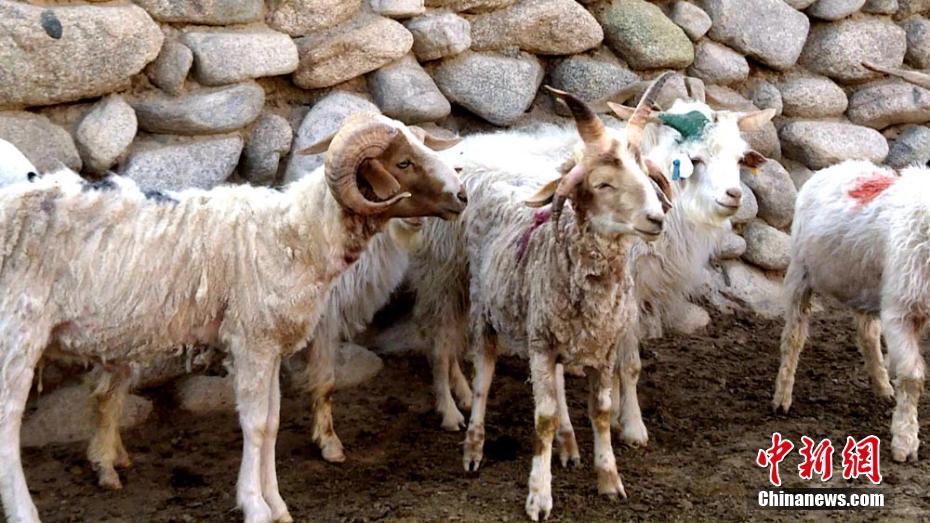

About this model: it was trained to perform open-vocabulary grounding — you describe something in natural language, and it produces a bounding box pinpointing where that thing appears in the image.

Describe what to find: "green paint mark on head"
[658,111,710,141]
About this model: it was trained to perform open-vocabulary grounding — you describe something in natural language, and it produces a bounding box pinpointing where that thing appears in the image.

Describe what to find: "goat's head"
[300,114,467,220]
[608,97,774,227]
[526,78,671,242]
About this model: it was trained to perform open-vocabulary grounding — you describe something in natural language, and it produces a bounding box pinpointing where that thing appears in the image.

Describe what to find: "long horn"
[862,61,930,90]
[545,86,609,151]
[551,161,586,236]
[324,114,406,215]
[628,71,675,154]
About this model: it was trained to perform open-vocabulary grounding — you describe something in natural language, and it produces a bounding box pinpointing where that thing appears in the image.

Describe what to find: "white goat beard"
[590,216,636,238]
[681,196,731,229]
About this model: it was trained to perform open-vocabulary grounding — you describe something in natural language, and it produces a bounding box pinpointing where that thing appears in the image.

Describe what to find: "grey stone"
[431,51,543,126]
[862,0,898,13]
[706,260,785,318]
[548,56,638,106]
[121,134,244,191]
[780,120,889,169]
[369,55,450,123]
[595,0,694,70]
[687,40,750,85]
[243,113,293,185]
[800,17,907,83]
[0,3,163,108]
[131,82,265,135]
[175,376,235,414]
[180,28,299,86]
[370,0,425,17]
[334,343,384,389]
[405,12,471,61]
[740,161,796,230]
[0,111,81,172]
[22,385,152,448]
[745,78,783,116]
[782,158,816,190]
[470,0,603,55]
[896,0,930,18]
[903,18,930,69]
[847,81,930,130]
[784,0,818,8]
[425,0,518,12]
[133,0,263,24]
[885,125,930,167]
[742,219,791,270]
[778,75,848,118]
[700,0,810,70]
[285,92,381,184]
[146,40,193,96]
[268,0,361,36]
[76,95,137,175]
[294,14,413,89]
[731,181,758,225]
[670,1,712,41]
[807,0,866,20]
[716,231,747,259]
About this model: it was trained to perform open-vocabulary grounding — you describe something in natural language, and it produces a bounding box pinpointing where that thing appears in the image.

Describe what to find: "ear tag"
[672,159,681,181]
[671,155,694,181]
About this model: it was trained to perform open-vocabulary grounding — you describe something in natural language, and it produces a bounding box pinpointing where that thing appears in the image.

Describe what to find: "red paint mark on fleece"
[848,173,897,206]
[516,209,552,263]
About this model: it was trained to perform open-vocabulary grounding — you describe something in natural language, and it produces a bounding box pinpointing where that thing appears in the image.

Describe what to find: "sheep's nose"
[454,166,463,174]
[726,187,742,200]
[457,187,468,204]
[646,211,664,227]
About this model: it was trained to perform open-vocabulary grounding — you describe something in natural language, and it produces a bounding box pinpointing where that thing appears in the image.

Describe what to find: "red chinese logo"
[798,436,834,481]
[756,432,794,486]
[841,435,882,485]
[757,434,882,485]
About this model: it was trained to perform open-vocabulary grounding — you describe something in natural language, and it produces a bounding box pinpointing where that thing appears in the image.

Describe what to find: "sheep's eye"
[596,182,615,190]
[397,160,412,169]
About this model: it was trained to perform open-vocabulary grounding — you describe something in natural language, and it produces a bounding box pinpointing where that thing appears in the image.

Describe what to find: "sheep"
[414,78,673,521]
[0,113,466,523]
[0,139,38,187]
[772,161,930,463]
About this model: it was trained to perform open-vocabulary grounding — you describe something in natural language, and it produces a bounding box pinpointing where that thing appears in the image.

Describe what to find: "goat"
[0,139,38,187]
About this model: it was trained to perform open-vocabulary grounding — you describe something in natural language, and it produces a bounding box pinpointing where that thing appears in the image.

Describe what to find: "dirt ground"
[23,307,930,522]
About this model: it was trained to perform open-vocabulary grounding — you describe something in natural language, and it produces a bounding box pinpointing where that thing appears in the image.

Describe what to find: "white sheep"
[0,113,466,523]
[0,139,38,187]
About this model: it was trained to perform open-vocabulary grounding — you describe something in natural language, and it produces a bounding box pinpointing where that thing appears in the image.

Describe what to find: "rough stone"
[22,385,152,448]
[806,0,867,20]
[687,40,750,85]
[267,0,361,36]
[706,260,785,319]
[595,0,694,70]
[243,113,293,185]
[180,28,299,86]
[294,14,413,89]
[0,111,81,172]
[371,0,425,18]
[895,0,930,18]
[862,0,898,13]
[800,17,907,82]
[76,95,137,175]
[716,231,747,259]
[431,51,543,126]
[670,1,713,41]
[885,125,930,168]
[0,3,163,108]
[745,78,783,116]
[780,120,889,169]
[902,18,930,69]
[784,0,818,8]
[424,0,518,13]
[404,12,471,61]
[334,343,385,389]
[131,82,265,135]
[121,134,244,191]
[778,75,848,118]
[731,181,758,225]
[742,219,791,271]
[133,0,263,24]
[847,81,930,130]
[284,92,381,184]
[701,0,810,70]
[470,0,603,55]
[175,376,236,414]
[369,55,450,123]
[146,40,193,96]
[548,56,638,106]
[782,158,816,190]
[740,161,796,230]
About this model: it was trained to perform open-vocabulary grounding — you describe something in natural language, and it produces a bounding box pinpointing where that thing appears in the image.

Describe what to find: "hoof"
[440,408,466,432]
[321,441,346,464]
[619,421,648,448]
[525,492,552,522]
[97,468,123,491]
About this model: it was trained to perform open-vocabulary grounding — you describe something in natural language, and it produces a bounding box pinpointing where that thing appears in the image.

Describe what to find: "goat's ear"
[409,126,461,151]
[297,133,336,155]
[525,177,561,208]
[740,150,767,169]
[645,159,673,212]
[606,102,636,120]
[736,108,776,132]
[359,159,404,200]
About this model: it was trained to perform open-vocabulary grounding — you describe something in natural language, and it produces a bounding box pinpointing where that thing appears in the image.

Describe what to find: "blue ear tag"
[672,159,681,181]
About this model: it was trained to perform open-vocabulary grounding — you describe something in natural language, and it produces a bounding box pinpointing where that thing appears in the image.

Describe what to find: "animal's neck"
[559,213,632,294]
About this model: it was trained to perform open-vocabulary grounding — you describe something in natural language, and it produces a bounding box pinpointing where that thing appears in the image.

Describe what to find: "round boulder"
[594,0,694,70]
[469,0,603,55]
[780,120,889,169]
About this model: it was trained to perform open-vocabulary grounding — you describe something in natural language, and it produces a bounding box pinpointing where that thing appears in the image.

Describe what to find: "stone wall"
[2,0,930,321]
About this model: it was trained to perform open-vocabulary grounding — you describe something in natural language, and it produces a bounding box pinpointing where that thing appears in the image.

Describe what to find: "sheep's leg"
[433,318,466,431]
[883,311,925,463]
[525,350,557,522]
[450,352,472,412]
[305,337,344,463]
[772,263,812,413]
[612,330,648,447]
[260,359,292,523]
[234,349,278,523]
[463,329,498,472]
[587,365,626,499]
[88,366,133,490]
[554,364,580,468]
[855,313,894,400]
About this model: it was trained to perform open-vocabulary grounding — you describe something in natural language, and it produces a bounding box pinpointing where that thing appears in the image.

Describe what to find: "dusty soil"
[23,308,928,522]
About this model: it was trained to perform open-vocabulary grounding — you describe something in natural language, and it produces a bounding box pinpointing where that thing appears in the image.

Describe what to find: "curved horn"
[628,71,675,154]
[545,86,609,151]
[862,61,930,90]
[325,114,406,215]
[550,162,587,234]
